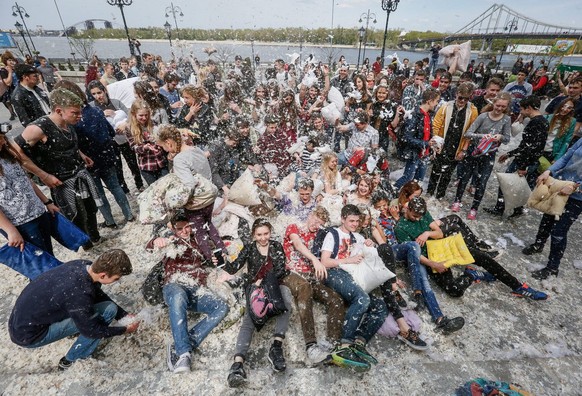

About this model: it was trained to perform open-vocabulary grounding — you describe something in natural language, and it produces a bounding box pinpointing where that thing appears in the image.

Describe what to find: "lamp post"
[380,0,400,68]
[107,0,135,57]
[12,2,37,55]
[359,9,377,69]
[14,22,32,57]
[356,27,365,71]
[165,3,184,38]
[164,21,172,47]
[498,17,518,73]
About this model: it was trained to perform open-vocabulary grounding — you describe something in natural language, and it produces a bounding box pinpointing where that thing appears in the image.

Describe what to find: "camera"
[0,123,12,134]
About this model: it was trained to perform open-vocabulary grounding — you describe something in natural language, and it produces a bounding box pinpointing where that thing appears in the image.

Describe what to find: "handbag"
[339,245,395,293]
[51,212,90,251]
[471,136,500,157]
[245,270,287,331]
[0,243,63,280]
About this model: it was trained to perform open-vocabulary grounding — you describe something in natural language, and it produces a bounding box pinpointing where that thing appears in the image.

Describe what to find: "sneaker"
[485,249,503,259]
[173,353,191,374]
[531,267,558,281]
[392,290,407,308]
[352,341,378,365]
[330,345,370,371]
[466,209,477,220]
[9,113,16,121]
[511,283,548,300]
[475,240,495,252]
[508,207,525,219]
[522,244,543,255]
[397,329,429,351]
[435,316,465,334]
[268,343,286,372]
[98,222,118,229]
[412,292,425,312]
[306,343,331,365]
[58,356,73,371]
[166,343,191,373]
[318,339,335,353]
[484,206,503,216]
[227,362,247,388]
[464,266,496,283]
[451,202,461,212]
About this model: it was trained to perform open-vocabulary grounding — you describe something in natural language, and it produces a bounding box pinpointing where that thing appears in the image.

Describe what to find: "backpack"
[311,227,357,259]
[141,260,165,305]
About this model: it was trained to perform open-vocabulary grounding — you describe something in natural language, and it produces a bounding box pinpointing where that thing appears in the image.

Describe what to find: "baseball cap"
[15,64,38,79]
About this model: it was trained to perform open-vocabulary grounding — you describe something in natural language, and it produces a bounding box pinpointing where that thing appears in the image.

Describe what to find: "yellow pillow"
[426,233,475,272]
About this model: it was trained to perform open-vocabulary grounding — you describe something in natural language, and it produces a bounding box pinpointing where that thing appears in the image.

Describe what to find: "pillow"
[339,245,395,293]
[426,233,475,272]
[496,172,531,215]
[138,173,180,224]
[327,86,345,119]
[527,176,577,218]
[229,169,262,206]
[321,102,341,125]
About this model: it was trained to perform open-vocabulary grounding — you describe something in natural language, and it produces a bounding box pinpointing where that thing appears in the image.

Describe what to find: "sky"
[1,0,580,34]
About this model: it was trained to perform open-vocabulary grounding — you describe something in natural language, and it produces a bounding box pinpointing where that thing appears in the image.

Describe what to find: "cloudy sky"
[1,0,580,34]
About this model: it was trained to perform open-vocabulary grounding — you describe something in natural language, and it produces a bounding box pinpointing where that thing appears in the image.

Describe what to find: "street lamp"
[164,21,172,47]
[107,0,135,57]
[12,2,37,55]
[359,9,377,69]
[14,21,32,57]
[498,17,518,73]
[356,27,366,71]
[380,0,401,68]
[165,3,184,38]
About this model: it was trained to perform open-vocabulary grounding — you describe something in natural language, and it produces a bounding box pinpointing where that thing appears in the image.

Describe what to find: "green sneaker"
[351,342,378,365]
[331,345,370,372]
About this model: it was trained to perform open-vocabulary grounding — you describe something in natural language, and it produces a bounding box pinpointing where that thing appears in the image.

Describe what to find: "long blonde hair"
[321,152,339,189]
[129,99,153,145]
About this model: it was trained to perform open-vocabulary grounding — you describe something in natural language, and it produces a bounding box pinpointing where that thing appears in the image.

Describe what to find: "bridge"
[63,19,117,36]
[399,4,582,50]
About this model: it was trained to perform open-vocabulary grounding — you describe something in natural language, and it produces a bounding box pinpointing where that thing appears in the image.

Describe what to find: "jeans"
[455,154,495,210]
[394,156,429,190]
[115,142,144,191]
[427,155,458,199]
[324,267,387,344]
[92,167,134,225]
[8,212,54,255]
[234,285,293,360]
[392,241,444,322]
[532,197,582,271]
[140,167,169,186]
[282,272,345,344]
[163,282,229,356]
[26,301,118,361]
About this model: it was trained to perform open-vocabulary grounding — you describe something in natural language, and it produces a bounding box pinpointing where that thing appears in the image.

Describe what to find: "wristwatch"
[44,199,54,206]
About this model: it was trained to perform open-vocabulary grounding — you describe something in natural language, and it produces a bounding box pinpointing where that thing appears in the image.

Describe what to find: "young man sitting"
[395,197,547,301]
[147,211,229,374]
[281,206,345,365]
[9,249,139,370]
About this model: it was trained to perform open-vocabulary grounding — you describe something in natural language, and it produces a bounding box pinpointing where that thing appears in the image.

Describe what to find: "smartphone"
[213,248,225,268]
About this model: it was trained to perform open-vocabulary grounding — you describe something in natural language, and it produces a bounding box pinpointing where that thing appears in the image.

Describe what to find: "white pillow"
[340,246,396,293]
[496,172,531,215]
[229,169,262,206]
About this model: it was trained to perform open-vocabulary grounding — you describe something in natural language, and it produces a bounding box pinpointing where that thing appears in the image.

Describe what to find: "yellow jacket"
[432,101,478,157]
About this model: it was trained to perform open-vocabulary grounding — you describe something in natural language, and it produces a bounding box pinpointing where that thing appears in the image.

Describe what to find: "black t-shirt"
[442,105,467,158]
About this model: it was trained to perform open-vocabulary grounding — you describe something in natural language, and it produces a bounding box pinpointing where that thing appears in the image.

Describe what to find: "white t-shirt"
[321,227,365,259]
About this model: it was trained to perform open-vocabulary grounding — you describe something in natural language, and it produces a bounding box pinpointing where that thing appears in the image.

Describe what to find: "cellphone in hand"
[213,249,225,268]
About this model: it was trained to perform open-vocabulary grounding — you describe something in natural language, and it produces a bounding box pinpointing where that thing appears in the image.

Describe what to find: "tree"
[212,45,236,69]
[70,36,95,61]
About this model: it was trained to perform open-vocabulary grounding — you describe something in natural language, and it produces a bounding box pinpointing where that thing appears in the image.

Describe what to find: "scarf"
[420,108,431,158]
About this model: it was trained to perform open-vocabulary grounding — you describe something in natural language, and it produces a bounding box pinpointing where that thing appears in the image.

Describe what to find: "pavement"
[0,98,581,395]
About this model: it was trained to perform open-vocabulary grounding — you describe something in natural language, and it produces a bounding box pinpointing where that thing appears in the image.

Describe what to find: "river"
[19,36,582,69]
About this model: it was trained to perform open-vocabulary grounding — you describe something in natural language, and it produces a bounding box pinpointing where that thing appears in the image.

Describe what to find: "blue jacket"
[75,105,118,174]
[400,107,431,160]
[549,138,582,201]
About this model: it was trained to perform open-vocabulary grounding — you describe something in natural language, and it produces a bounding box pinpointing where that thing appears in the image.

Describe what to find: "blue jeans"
[4,212,54,255]
[163,282,229,356]
[392,242,443,322]
[394,156,429,190]
[26,301,118,361]
[92,167,134,224]
[324,267,387,344]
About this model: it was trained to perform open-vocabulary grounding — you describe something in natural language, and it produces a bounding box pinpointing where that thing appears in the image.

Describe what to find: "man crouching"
[9,249,139,370]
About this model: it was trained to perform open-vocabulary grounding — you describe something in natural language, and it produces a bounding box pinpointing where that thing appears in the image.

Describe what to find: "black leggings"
[377,243,403,321]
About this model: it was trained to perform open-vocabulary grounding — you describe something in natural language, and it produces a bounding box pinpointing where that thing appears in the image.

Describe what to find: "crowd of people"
[0,46,581,387]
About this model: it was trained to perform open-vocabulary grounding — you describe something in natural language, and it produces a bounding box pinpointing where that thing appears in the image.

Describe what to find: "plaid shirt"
[126,128,167,171]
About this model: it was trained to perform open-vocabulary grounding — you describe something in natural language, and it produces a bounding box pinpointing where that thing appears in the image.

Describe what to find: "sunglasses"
[457,96,470,101]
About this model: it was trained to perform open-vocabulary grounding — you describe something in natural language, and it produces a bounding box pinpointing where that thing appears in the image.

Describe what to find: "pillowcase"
[496,172,531,215]
[426,233,475,272]
[527,176,577,219]
[229,169,262,206]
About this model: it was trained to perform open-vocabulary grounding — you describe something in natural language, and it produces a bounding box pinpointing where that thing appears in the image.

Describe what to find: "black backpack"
[141,260,165,305]
[311,227,356,259]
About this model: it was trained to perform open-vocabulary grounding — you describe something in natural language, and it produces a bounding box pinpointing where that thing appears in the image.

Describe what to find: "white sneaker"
[318,339,335,353]
[306,343,331,365]
[173,353,191,374]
